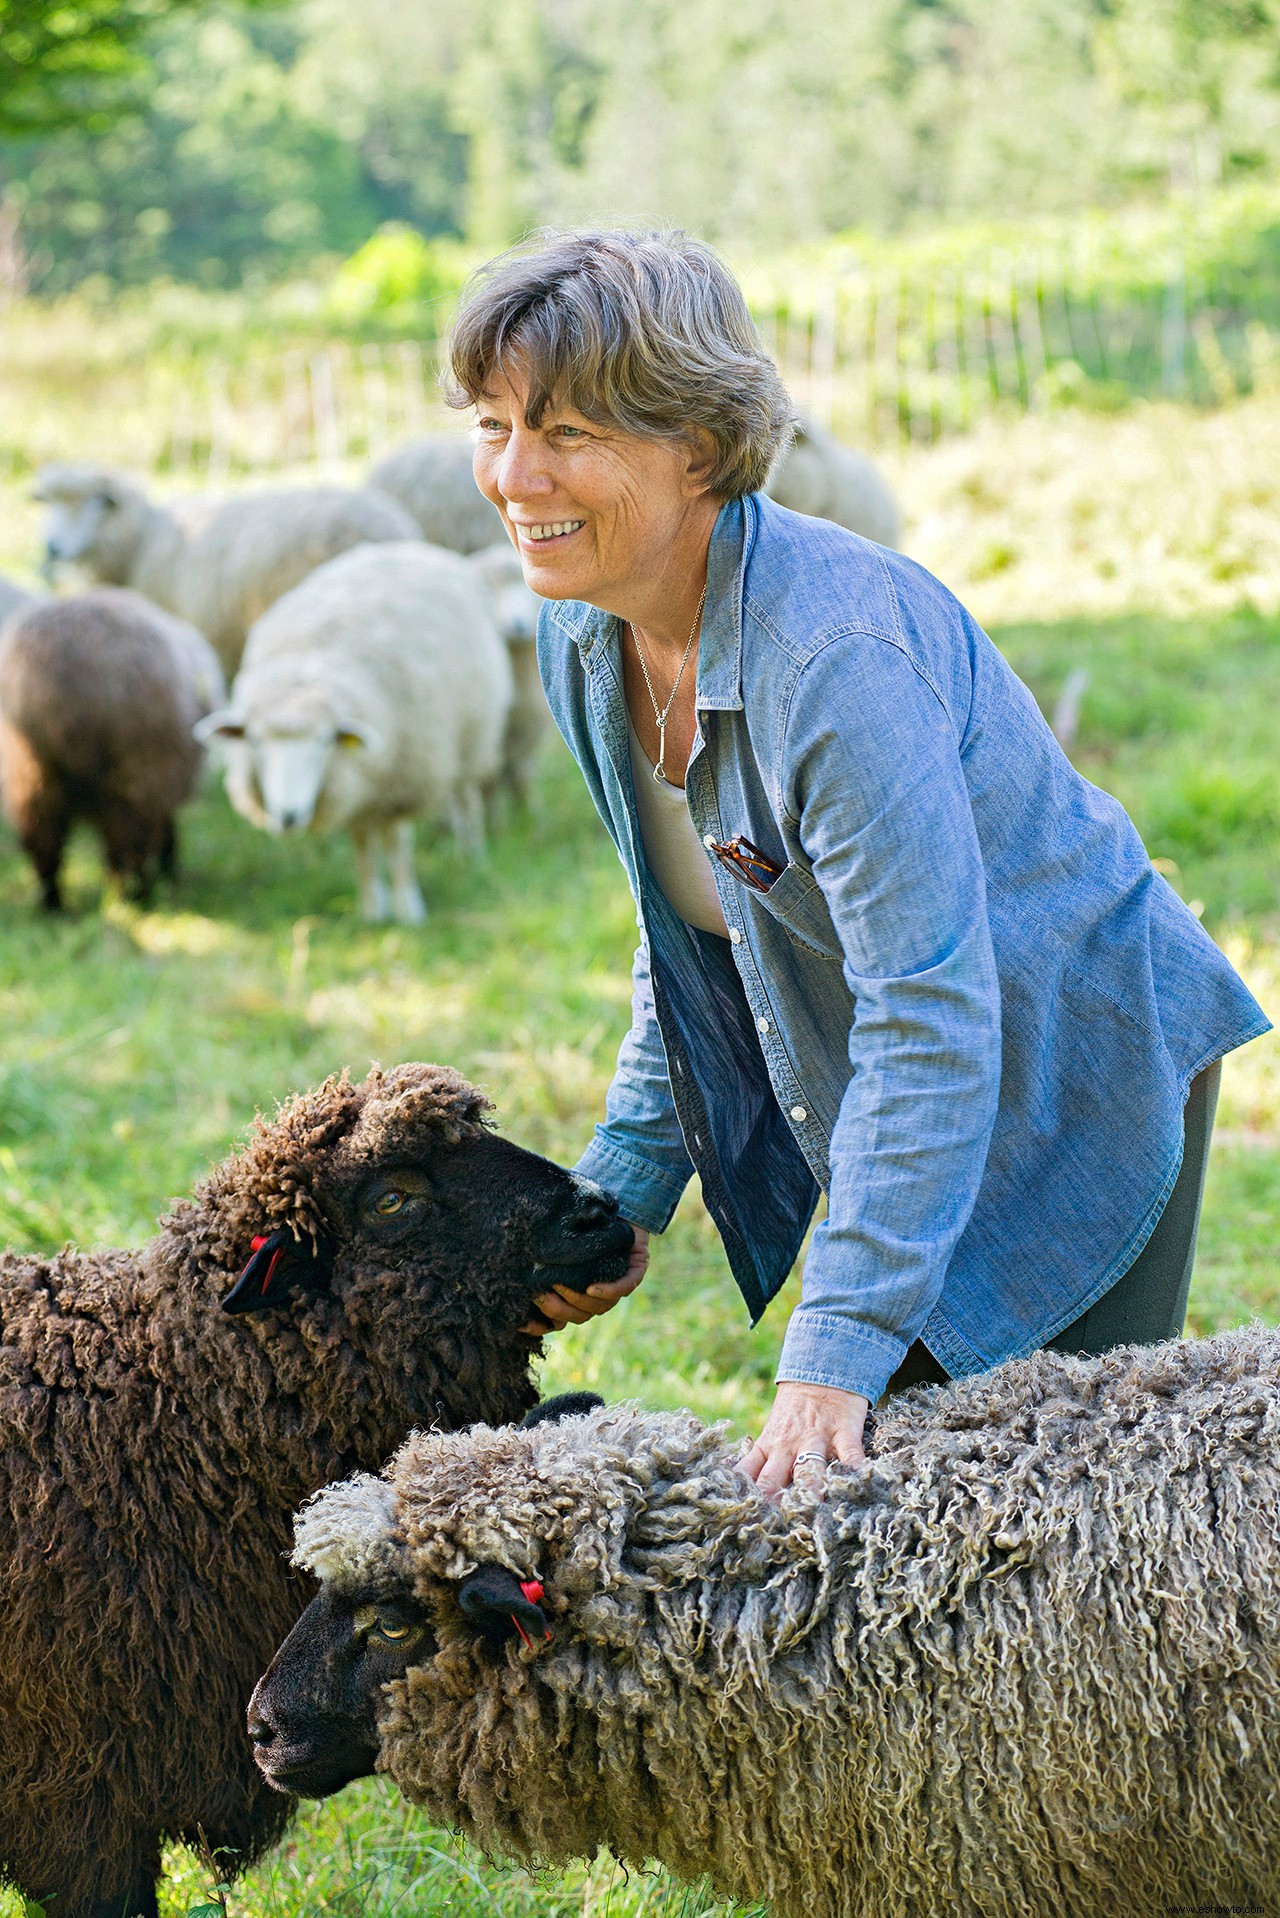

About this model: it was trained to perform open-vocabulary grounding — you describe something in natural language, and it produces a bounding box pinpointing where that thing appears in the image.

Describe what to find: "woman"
[449,229,1269,1493]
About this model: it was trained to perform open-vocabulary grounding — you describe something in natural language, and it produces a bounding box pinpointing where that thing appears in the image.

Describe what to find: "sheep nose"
[247,1710,276,1748]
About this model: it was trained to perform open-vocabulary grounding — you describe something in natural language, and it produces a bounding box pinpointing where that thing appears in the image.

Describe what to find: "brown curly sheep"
[0,1062,632,1918]
[253,1327,1280,1918]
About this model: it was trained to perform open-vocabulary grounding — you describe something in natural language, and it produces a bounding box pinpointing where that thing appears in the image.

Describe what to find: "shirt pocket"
[745,861,843,961]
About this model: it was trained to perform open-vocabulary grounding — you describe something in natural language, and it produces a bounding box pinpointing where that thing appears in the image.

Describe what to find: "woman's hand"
[522,1225,650,1335]
[741,1380,869,1498]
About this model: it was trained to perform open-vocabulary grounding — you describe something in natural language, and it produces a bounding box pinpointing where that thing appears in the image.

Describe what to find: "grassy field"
[0,395,1276,1913]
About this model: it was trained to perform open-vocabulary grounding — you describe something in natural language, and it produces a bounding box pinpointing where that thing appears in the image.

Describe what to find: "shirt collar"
[694,494,752,713]
[546,493,757,713]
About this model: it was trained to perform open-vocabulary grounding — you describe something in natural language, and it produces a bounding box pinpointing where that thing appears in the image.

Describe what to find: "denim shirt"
[539,494,1270,1404]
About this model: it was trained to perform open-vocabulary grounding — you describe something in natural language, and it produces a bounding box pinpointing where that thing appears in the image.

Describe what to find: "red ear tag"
[513,1577,552,1644]
[250,1235,268,1252]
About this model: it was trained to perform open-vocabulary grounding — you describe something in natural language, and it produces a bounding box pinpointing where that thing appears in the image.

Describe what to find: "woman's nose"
[495,430,554,506]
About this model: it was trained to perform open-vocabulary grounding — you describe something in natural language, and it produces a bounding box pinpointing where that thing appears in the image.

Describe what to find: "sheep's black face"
[343,1130,635,1308]
[248,1585,429,1799]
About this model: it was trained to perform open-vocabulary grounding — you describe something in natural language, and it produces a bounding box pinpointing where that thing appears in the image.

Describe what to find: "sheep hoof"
[393,890,428,926]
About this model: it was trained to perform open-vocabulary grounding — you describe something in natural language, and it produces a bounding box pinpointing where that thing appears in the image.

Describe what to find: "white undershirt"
[626,714,729,938]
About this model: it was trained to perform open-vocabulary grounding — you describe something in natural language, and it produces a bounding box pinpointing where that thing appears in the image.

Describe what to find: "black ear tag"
[457,1565,551,1648]
[222,1227,334,1315]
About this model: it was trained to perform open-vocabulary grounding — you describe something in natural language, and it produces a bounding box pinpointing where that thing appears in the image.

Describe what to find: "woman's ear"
[679,426,720,497]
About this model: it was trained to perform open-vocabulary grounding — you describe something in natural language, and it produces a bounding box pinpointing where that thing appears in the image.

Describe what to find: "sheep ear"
[194,709,245,743]
[457,1566,551,1648]
[222,1227,335,1315]
[519,1392,603,1429]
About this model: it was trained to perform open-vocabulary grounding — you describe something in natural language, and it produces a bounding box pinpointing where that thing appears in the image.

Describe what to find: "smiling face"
[470,369,721,618]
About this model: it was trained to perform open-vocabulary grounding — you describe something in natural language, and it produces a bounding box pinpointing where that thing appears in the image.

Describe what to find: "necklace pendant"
[653,722,667,783]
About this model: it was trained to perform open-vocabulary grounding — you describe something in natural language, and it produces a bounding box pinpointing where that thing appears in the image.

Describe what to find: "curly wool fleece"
[298,1325,1280,1918]
[0,1060,558,1918]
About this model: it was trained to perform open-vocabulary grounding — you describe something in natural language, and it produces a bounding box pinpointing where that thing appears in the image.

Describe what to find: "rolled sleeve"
[775,1308,906,1403]
[574,931,693,1233]
[777,627,1003,1396]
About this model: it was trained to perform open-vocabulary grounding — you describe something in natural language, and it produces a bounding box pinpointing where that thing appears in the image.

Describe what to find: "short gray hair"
[445,228,793,499]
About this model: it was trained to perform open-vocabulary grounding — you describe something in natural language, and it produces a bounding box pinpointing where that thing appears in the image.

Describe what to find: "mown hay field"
[0,388,1275,1915]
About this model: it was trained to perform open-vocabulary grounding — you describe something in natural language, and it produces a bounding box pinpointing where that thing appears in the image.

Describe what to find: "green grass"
[0,606,1275,1916]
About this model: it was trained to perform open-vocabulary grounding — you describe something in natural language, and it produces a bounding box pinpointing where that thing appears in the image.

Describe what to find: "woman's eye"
[554,424,584,440]
[374,1191,405,1216]
[476,417,508,436]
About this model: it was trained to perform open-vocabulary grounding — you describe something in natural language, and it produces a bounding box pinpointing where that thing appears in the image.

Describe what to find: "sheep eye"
[374,1621,413,1641]
[374,1192,404,1216]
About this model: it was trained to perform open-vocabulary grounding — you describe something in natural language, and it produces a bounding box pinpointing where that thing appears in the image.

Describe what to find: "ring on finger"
[794,1449,829,1469]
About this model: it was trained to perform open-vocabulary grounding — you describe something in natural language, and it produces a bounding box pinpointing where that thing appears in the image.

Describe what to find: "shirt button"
[790,1106,807,1123]
[703,833,717,849]
[728,927,742,945]
[756,1016,770,1035]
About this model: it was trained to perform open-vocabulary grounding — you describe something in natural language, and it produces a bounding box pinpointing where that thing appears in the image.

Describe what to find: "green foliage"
[4,6,386,292]
[6,0,1280,292]
[0,0,279,139]
[998,606,1280,919]
[324,223,472,332]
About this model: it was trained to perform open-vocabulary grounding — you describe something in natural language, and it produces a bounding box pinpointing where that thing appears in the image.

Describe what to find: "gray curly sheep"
[0,1061,632,1918]
[33,464,421,673]
[253,1327,1280,1918]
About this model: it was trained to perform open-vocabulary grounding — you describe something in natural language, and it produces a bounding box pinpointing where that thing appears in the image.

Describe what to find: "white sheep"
[369,436,506,553]
[33,464,421,675]
[199,541,512,924]
[766,414,901,547]
[465,542,548,803]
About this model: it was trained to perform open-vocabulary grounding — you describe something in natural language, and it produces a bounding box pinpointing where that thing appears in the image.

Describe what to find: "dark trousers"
[884,1059,1223,1398]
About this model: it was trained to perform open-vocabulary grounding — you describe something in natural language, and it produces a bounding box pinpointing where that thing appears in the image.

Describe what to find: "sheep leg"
[159,816,179,882]
[88,1858,160,1918]
[100,803,159,905]
[389,818,427,925]
[352,823,391,922]
[16,798,71,912]
[450,783,487,864]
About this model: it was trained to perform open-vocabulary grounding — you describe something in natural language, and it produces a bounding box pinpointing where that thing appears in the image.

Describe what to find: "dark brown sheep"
[0,1061,632,1918]
[0,586,224,909]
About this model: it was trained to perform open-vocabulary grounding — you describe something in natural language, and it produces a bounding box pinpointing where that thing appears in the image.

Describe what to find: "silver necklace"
[629,583,707,784]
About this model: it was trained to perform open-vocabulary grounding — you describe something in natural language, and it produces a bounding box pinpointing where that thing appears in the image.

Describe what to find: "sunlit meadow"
[0,371,1275,1913]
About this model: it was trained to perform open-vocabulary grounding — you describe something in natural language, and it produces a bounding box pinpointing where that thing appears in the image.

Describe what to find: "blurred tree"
[5,7,386,289]
[0,0,277,137]
[4,0,1280,292]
